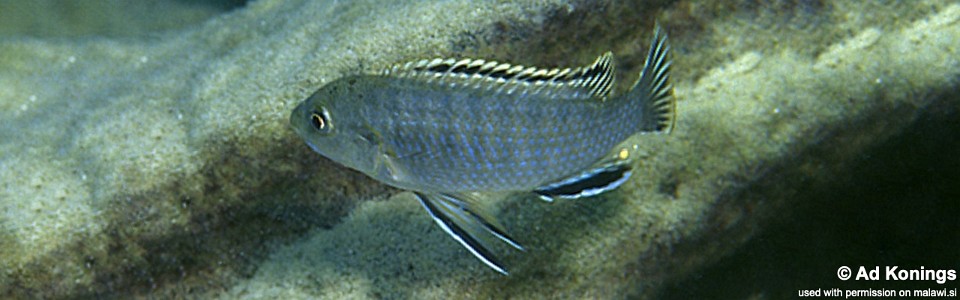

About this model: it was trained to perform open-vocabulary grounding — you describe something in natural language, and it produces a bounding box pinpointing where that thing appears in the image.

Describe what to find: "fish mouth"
[289,102,309,135]
[304,141,325,156]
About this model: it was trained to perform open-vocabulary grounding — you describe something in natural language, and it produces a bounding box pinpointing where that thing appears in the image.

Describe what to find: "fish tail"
[628,24,676,133]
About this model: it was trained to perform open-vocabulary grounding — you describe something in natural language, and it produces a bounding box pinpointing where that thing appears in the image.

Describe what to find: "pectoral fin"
[414,192,523,275]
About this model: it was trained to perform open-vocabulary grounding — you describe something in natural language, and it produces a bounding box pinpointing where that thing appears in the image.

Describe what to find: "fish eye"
[310,113,325,129]
[309,108,333,134]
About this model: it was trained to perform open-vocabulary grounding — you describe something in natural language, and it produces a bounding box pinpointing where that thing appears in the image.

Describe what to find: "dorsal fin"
[381,52,617,99]
[573,52,616,98]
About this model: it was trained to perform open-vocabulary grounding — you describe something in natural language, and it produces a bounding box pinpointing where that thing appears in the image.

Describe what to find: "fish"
[290,26,675,275]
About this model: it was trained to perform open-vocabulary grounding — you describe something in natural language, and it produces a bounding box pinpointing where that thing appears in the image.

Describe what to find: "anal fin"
[414,192,523,275]
[533,162,632,202]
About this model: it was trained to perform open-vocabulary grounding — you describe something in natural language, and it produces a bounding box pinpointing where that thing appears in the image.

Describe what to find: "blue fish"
[291,26,675,274]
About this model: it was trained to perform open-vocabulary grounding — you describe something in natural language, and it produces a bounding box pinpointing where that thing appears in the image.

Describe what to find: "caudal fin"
[631,25,676,133]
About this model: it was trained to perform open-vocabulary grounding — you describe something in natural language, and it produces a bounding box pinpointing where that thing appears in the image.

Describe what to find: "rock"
[0,0,956,298]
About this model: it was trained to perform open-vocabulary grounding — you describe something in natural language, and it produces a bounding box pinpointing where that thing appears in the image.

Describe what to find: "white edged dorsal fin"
[381,52,617,99]
[572,52,616,98]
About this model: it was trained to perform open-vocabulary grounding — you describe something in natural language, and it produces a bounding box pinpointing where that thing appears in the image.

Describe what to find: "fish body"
[315,73,621,192]
[291,27,675,274]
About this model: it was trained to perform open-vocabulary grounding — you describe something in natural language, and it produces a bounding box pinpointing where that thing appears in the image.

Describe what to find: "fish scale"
[290,26,675,274]
[357,76,620,192]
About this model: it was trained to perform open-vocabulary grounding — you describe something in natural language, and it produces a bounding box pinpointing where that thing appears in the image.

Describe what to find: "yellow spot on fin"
[618,147,630,160]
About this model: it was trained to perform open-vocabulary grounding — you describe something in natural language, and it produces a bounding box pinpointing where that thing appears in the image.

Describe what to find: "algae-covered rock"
[1,0,957,299]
